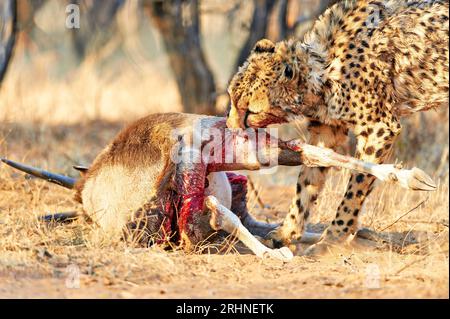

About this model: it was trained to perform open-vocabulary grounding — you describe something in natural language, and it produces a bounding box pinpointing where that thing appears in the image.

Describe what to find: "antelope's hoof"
[408,167,437,191]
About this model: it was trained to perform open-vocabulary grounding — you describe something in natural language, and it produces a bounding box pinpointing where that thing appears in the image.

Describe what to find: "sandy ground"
[0,252,448,299]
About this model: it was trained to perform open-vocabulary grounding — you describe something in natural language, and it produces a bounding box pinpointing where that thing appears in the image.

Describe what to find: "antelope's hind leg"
[226,172,279,238]
[205,195,293,262]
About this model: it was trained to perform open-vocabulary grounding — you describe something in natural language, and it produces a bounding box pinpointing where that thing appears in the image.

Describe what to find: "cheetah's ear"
[253,39,275,54]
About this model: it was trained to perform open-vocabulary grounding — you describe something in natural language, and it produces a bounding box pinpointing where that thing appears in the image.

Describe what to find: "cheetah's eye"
[284,65,294,79]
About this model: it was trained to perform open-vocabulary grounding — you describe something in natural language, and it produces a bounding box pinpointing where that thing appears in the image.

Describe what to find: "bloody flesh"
[160,123,301,243]
[152,115,305,244]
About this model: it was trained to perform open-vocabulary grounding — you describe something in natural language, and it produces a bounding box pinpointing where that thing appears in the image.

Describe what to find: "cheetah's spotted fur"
[226,0,449,254]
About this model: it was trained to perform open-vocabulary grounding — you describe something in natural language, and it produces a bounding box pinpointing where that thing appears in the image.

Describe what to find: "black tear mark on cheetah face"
[226,39,317,129]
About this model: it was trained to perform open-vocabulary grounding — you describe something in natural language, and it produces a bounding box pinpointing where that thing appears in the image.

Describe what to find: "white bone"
[205,196,293,262]
[205,172,232,210]
[287,142,437,191]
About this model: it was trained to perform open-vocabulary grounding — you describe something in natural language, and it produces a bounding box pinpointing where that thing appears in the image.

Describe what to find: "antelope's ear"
[253,39,275,54]
[73,165,89,176]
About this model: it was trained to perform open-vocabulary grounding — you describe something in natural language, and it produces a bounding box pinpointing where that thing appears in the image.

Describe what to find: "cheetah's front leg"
[305,121,401,256]
[267,122,348,248]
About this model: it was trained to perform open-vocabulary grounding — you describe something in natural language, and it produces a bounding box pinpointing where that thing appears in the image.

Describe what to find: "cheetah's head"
[226,39,324,129]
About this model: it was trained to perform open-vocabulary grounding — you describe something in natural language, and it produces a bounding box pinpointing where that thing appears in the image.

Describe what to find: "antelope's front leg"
[205,196,293,262]
[305,121,401,256]
[175,147,209,248]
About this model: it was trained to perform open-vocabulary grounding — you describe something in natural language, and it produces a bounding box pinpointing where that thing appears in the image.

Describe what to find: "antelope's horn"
[73,165,89,171]
[73,165,89,176]
[1,158,76,189]
[39,211,79,222]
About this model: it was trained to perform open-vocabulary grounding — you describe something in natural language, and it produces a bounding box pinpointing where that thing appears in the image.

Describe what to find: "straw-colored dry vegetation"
[0,0,448,298]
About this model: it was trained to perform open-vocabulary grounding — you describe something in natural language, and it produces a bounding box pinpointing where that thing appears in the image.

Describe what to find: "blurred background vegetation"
[0,0,448,180]
[1,0,341,118]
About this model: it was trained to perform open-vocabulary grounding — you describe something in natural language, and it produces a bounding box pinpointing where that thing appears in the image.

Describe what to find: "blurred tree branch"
[277,0,289,40]
[67,0,124,62]
[234,0,277,70]
[277,0,340,41]
[144,0,217,115]
[16,0,45,34]
[0,0,16,84]
[290,0,339,33]
[232,0,338,70]
[319,0,340,12]
[4,0,342,115]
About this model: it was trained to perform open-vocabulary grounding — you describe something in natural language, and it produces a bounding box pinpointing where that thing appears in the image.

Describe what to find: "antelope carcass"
[1,113,436,261]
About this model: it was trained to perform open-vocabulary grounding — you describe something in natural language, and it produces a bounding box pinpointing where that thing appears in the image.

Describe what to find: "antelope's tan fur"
[74,113,191,238]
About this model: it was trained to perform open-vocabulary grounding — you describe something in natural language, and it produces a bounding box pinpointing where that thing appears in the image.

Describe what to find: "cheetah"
[226,0,449,255]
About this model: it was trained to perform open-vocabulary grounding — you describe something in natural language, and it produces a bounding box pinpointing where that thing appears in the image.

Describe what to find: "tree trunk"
[279,0,340,40]
[145,0,217,115]
[319,0,340,12]
[234,0,277,70]
[277,0,289,41]
[68,0,124,62]
[0,0,16,84]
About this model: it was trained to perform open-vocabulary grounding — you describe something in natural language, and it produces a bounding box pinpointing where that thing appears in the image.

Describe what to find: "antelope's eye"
[284,65,294,79]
